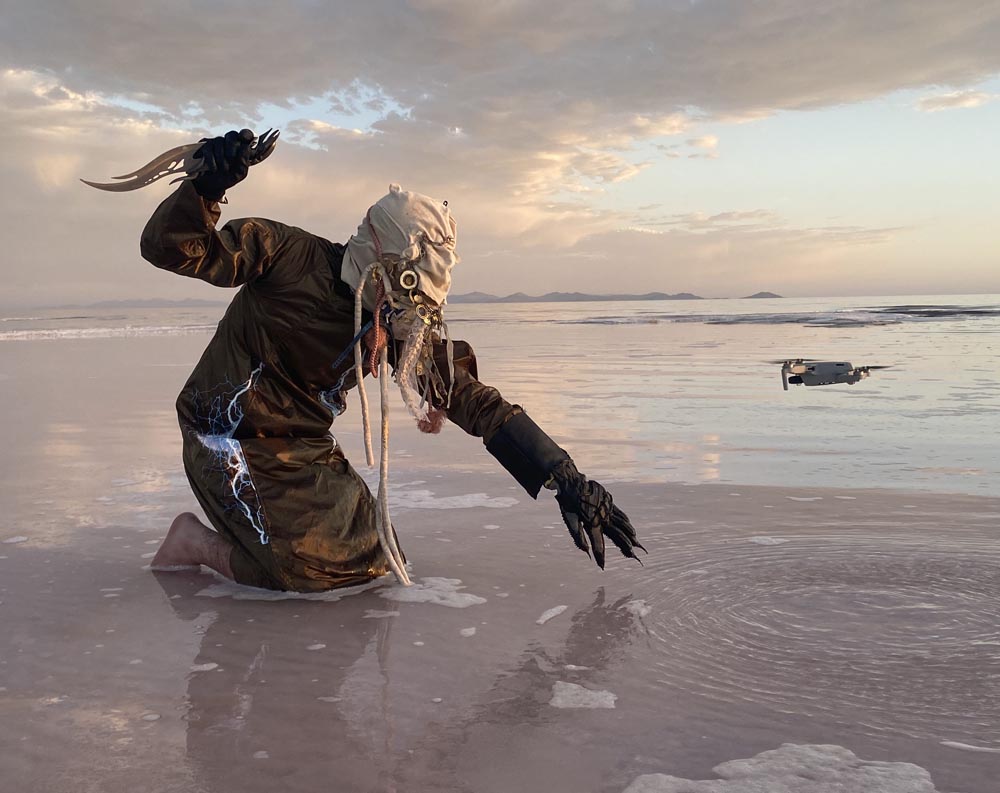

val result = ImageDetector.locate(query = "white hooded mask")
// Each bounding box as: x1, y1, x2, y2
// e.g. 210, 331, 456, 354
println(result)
340, 184, 458, 309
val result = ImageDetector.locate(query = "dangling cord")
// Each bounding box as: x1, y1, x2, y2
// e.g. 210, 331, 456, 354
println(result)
442, 319, 456, 409
354, 263, 378, 467
368, 274, 389, 377
376, 344, 411, 585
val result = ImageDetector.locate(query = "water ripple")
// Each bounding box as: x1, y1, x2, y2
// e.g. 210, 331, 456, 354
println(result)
640, 528, 1000, 743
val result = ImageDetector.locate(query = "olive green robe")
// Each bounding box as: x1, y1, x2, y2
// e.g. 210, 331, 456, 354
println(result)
140, 182, 516, 591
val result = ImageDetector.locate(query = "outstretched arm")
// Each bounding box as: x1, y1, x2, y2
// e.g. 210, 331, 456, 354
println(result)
430, 339, 645, 569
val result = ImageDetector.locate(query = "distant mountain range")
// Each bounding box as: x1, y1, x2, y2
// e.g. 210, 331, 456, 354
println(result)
449, 291, 704, 303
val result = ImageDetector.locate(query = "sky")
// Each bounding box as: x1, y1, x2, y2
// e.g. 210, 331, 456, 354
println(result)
1, 0, 998, 307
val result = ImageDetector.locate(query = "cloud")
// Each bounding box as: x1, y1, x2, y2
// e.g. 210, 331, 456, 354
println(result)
686, 135, 719, 150
1, 3, 999, 304
916, 89, 996, 112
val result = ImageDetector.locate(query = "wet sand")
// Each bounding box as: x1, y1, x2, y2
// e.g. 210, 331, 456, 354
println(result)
2, 471, 998, 793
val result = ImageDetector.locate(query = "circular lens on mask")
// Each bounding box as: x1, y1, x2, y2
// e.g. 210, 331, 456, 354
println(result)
400, 269, 419, 289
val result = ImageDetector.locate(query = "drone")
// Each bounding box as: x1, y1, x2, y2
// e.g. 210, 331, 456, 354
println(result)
773, 359, 891, 391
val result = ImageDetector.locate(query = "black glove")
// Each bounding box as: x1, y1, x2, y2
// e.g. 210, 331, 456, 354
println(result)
485, 410, 646, 569
191, 128, 255, 201
549, 459, 645, 569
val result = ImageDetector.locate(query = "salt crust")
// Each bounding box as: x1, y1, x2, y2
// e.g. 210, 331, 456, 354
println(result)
536, 605, 568, 625
549, 681, 616, 709
380, 577, 487, 608
622, 743, 947, 792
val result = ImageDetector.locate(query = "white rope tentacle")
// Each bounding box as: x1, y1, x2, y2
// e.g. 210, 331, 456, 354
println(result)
397, 322, 429, 422
353, 263, 378, 467
376, 345, 411, 585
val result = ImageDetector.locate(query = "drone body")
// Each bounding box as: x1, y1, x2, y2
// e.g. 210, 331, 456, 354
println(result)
777, 360, 889, 390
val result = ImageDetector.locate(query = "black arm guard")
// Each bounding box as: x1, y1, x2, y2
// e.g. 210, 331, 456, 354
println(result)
485, 411, 570, 498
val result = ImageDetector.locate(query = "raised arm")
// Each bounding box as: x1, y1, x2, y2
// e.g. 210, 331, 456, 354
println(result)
140, 129, 297, 288
429, 339, 645, 569
141, 179, 299, 287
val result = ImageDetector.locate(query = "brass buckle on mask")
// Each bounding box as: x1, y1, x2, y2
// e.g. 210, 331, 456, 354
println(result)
415, 302, 442, 326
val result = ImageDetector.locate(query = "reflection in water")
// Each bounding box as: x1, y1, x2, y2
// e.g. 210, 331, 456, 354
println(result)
156, 576, 645, 793
396, 589, 646, 791
155, 572, 391, 792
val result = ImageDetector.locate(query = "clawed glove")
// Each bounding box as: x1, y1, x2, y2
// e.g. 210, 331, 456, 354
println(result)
192, 129, 255, 201
485, 410, 646, 569
549, 459, 645, 569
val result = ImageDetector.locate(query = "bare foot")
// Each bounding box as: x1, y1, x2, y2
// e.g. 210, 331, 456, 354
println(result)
151, 513, 235, 579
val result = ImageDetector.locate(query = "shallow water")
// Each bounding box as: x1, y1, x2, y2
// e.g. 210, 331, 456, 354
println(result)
2, 472, 998, 792
4, 294, 997, 494
1, 297, 999, 791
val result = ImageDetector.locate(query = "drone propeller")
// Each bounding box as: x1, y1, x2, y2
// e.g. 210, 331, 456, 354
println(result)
858, 365, 892, 371
766, 358, 823, 365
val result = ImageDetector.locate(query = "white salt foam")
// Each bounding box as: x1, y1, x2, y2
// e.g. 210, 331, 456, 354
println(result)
749, 536, 790, 545
460, 627, 476, 637
623, 599, 651, 618
785, 496, 822, 502
317, 696, 341, 703
190, 662, 218, 672
2, 536, 28, 544
940, 740, 1000, 753
549, 681, 616, 709
834, 495, 857, 500
363, 609, 400, 619
389, 489, 519, 510
306, 644, 326, 651
380, 577, 486, 608
622, 743, 947, 792
536, 605, 568, 625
